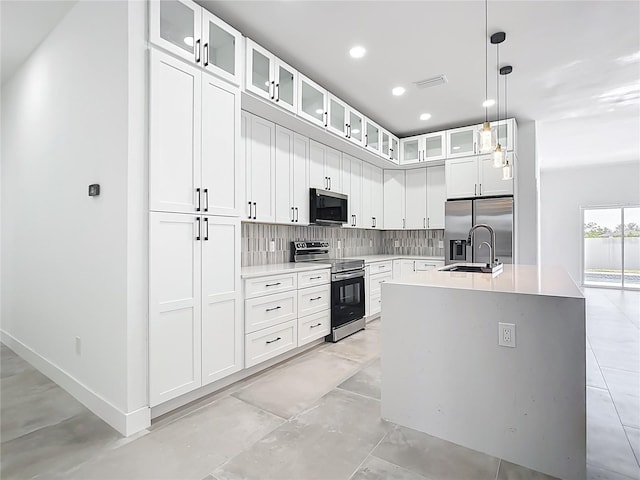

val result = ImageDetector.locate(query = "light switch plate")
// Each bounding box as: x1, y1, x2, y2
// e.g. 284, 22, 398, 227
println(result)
499, 322, 516, 348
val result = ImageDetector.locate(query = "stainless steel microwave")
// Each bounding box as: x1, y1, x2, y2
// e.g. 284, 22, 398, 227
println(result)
309, 189, 348, 225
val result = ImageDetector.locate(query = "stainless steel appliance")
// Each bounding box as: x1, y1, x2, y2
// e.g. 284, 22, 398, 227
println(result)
309, 189, 348, 225
292, 241, 365, 342
444, 196, 514, 265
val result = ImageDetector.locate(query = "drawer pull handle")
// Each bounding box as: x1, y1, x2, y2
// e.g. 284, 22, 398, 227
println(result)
266, 337, 282, 344
265, 306, 282, 312
309, 276, 322, 280
265, 282, 281, 287
310, 296, 322, 301
310, 323, 322, 328
378, 265, 385, 269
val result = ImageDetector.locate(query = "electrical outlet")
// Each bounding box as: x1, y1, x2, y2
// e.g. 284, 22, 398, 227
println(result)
438, 240, 444, 248
337, 240, 342, 249
269, 240, 275, 252
75, 337, 81, 355
498, 323, 516, 348
394, 240, 399, 247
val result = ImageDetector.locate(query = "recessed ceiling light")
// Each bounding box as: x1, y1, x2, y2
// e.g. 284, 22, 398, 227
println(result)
482, 99, 495, 107
419, 113, 432, 121
315, 108, 324, 114
184, 36, 194, 47
392, 87, 406, 96
349, 46, 366, 59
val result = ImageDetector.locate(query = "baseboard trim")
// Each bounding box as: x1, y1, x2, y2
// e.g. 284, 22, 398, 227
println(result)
1, 330, 150, 437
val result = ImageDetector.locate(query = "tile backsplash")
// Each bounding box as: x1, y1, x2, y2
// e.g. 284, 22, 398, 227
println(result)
242, 223, 444, 266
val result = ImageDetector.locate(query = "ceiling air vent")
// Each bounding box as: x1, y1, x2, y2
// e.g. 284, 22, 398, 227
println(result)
414, 75, 448, 90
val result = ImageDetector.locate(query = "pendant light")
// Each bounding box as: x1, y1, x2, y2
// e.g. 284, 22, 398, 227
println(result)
479, 0, 495, 154
491, 32, 506, 167
500, 65, 514, 180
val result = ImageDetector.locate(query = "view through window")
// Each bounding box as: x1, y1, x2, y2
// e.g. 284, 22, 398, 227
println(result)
583, 206, 640, 289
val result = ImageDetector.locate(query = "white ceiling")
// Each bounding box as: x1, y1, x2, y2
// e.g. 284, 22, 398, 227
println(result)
202, 0, 640, 169
1, 0, 76, 84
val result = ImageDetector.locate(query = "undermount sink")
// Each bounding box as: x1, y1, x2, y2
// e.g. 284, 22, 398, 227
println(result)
439, 263, 504, 274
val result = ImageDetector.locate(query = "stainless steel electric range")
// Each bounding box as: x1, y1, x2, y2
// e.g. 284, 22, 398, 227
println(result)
292, 241, 366, 342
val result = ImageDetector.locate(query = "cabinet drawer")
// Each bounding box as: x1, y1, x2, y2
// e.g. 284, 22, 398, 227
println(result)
370, 272, 392, 295
298, 310, 331, 346
369, 291, 382, 315
245, 320, 297, 368
414, 260, 444, 271
298, 269, 330, 288
297, 284, 331, 318
244, 273, 297, 299
369, 261, 392, 275
245, 291, 297, 334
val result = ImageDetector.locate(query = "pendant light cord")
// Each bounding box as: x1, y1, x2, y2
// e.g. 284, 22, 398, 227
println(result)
505, 72, 508, 149
485, 0, 488, 122
496, 42, 500, 127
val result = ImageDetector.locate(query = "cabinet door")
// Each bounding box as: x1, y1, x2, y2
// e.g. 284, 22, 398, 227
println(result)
201, 10, 241, 86
381, 130, 391, 158
350, 157, 363, 227
298, 74, 327, 128
447, 125, 477, 158
401, 137, 421, 165
149, 212, 202, 406
274, 125, 294, 224
241, 111, 251, 219
325, 146, 342, 192
341, 155, 352, 225
201, 216, 242, 385
247, 115, 276, 222
383, 170, 406, 229
274, 58, 297, 114
445, 157, 478, 199
150, 0, 201, 65
150, 50, 201, 214
405, 168, 427, 229
479, 153, 514, 196
245, 39, 273, 101
309, 140, 327, 190
491, 118, 516, 152
426, 165, 445, 229
327, 94, 348, 138
365, 119, 381, 154
347, 109, 365, 146
361, 162, 373, 228
371, 166, 384, 228
425, 131, 446, 162
201, 73, 240, 216
292, 134, 310, 225
390, 136, 399, 164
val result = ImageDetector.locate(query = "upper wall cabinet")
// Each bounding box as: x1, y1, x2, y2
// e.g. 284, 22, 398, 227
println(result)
298, 74, 328, 128
400, 131, 446, 165
446, 125, 479, 158
381, 130, 400, 164
365, 118, 381, 155
150, 0, 242, 86
327, 95, 365, 148
245, 39, 297, 114
491, 118, 517, 152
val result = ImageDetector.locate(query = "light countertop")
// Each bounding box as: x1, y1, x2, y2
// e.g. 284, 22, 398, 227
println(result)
360, 255, 444, 263
385, 264, 584, 298
241, 262, 331, 279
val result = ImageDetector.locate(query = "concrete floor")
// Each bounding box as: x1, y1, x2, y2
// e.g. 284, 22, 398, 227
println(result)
1, 287, 638, 480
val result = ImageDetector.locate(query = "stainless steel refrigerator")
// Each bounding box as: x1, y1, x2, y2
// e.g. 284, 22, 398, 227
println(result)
444, 196, 514, 265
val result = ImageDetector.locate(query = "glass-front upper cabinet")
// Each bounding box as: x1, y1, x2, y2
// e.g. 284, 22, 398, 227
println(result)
327, 94, 348, 138
365, 119, 381, 154
381, 130, 391, 158
298, 74, 327, 128
246, 39, 297, 113
347, 109, 364, 147
390, 136, 399, 164
400, 136, 422, 164
446, 125, 478, 158
151, 0, 242, 85
490, 118, 517, 152
202, 10, 242, 85
424, 131, 446, 161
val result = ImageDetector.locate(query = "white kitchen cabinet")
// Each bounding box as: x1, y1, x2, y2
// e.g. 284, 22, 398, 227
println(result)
445, 154, 513, 199
393, 259, 416, 278
243, 112, 276, 222
491, 118, 517, 152
390, 135, 400, 164
245, 39, 297, 114
424, 132, 447, 161
383, 170, 406, 229
371, 166, 384, 229
400, 135, 422, 165
150, 213, 241, 405
365, 118, 382, 155
309, 140, 342, 192
381, 130, 391, 159
298, 310, 330, 346
245, 321, 297, 368
327, 94, 349, 139
274, 126, 295, 224
405, 168, 427, 229
414, 259, 444, 271
426, 165, 446, 229
446, 124, 479, 158
349, 156, 364, 228
150, 50, 240, 216
292, 134, 310, 224
150, 0, 242, 85
401, 131, 446, 165
347, 108, 365, 147
298, 74, 327, 128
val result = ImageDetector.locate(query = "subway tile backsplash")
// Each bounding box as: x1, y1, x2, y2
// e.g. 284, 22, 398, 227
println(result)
241, 222, 444, 266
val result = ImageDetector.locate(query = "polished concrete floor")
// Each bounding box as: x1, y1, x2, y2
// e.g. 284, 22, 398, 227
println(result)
1, 287, 638, 480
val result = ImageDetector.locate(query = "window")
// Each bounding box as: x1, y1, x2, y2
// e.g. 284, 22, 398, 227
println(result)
582, 206, 640, 290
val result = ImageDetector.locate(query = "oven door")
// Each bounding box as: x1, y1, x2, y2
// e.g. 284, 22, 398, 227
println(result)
331, 272, 365, 329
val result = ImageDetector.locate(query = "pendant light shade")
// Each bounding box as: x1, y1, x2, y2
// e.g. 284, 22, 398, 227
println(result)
502, 159, 513, 180
493, 143, 506, 167
479, 121, 494, 154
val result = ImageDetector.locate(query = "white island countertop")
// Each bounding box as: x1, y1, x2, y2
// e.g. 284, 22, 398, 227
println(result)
241, 262, 331, 279
387, 264, 583, 299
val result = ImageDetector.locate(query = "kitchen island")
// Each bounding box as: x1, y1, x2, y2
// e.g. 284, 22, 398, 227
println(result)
381, 264, 586, 480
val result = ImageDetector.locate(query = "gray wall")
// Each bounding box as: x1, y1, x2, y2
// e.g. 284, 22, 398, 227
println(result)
515, 120, 539, 266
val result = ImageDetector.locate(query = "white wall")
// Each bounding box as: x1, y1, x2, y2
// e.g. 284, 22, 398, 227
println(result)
515, 120, 539, 265
1, 0, 148, 434
539, 161, 640, 283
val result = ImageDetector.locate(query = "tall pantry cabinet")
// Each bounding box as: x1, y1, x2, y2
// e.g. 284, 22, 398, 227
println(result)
149, 49, 242, 406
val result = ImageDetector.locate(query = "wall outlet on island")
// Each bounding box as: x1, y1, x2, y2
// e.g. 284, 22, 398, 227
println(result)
499, 322, 516, 348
